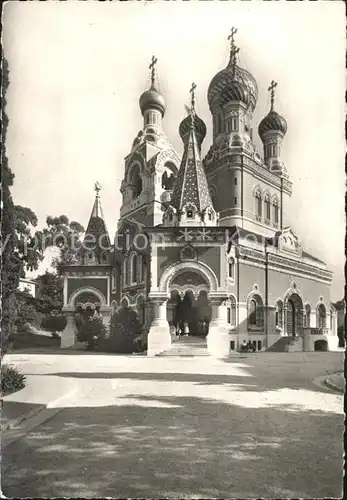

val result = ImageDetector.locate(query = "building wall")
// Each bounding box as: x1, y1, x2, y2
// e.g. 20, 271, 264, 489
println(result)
156, 245, 221, 288
67, 277, 108, 303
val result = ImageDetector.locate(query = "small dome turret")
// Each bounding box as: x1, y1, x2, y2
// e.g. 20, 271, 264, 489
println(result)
258, 110, 287, 140
258, 80, 287, 140
179, 83, 206, 148
139, 56, 166, 117
139, 84, 166, 117
179, 112, 206, 147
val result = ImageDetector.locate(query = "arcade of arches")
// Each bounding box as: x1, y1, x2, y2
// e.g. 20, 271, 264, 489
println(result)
167, 271, 211, 337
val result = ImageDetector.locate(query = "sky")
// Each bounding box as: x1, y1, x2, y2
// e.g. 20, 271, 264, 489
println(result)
3, 1, 345, 300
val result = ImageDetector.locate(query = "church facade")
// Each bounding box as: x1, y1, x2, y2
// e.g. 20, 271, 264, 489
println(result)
61, 31, 338, 356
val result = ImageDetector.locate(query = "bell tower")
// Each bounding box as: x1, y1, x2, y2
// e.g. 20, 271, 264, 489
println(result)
118, 56, 181, 230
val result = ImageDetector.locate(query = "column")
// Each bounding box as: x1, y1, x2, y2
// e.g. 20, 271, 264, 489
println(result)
147, 293, 171, 356
207, 293, 230, 358
101, 308, 112, 334
61, 310, 76, 348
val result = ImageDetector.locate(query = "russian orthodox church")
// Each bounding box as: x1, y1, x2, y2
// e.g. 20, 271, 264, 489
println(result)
61, 30, 338, 356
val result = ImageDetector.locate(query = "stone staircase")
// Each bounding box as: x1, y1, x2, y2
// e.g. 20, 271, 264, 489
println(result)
267, 335, 303, 352
156, 336, 209, 357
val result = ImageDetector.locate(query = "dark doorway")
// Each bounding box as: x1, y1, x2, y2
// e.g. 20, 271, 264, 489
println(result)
314, 339, 328, 351
170, 290, 211, 337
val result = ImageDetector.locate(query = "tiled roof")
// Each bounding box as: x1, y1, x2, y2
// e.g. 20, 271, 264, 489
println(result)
171, 122, 212, 212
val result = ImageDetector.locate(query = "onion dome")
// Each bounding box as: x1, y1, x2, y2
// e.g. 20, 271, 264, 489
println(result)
258, 110, 287, 140
208, 30, 258, 111
219, 80, 250, 107
179, 111, 206, 147
208, 63, 257, 112
258, 81, 287, 140
139, 83, 166, 116
139, 56, 166, 116
179, 83, 206, 148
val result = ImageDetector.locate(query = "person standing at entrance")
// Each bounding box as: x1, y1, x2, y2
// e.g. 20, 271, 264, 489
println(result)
184, 321, 189, 336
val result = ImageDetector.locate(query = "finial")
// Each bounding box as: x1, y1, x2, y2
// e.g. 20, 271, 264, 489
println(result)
268, 80, 278, 111
94, 181, 101, 197
227, 28, 240, 76
189, 82, 197, 129
227, 27, 238, 54
149, 55, 158, 86
189, 82, 197, 113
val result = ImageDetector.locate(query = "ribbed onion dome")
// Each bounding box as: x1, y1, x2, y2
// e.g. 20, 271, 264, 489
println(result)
139, 83, 166, 116
208, 63, 258, 112
258, 110, 287, 140
219, 80, 250, 107
179, 112, 207, 147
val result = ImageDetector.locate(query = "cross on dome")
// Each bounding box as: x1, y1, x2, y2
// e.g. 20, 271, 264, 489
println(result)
189, 82, 196, 112
227, 27, 238, 52
268, 80, 278, 111
94, 181, 101, 197
149, 55, 158, 85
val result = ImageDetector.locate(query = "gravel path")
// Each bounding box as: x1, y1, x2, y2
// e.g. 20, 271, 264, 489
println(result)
2, 351, 343, 498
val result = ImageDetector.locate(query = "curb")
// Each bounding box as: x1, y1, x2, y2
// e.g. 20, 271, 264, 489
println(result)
2, 404, 46, 432
324, 373, 345, 394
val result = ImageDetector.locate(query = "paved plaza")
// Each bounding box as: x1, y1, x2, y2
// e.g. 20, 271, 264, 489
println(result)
2, 351, 344, 498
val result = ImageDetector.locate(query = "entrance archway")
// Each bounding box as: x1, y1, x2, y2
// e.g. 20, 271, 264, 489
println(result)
168, 290, 211, 337
286, 293, 303, 337
166, 269, 211, 337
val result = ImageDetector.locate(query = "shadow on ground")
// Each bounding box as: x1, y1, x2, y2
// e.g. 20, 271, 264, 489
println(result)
27, 367, 338, 395
2, 393, 343, 498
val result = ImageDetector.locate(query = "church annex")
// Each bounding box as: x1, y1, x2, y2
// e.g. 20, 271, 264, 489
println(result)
61, 29, 338, 356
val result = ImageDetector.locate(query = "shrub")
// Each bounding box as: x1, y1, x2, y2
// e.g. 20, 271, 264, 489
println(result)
41, 313, 67, 337
105, 307, 142, 353
75, 313, 106, 348
1, 364, 26, 396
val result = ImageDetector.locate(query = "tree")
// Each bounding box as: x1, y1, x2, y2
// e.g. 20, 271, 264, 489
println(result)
1, 59, 44, 354
41, 216, 84, 272
41, 314, 67, 338
35, 271, 64, 313
14, 291, 38, 333
107, 307, 142, 353
75, 313, 106, 349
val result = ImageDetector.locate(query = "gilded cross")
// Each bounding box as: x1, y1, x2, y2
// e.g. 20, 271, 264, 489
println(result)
268, 80, 278, 110
149, 55, 158, 85
189, 82, 197, 111
94, 181, 101, 197
227, 27, 238, 52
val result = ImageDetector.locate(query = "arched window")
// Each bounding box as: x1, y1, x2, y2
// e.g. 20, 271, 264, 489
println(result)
131, 254, 137, 284
227, 296, 237, 326
255, 190, 262, 219
101, 251, 108, 264
129, 164, 142, 200
264, 195, 271, 222
248, 299, 257, 326
304, 304, 311, 327
85, 251, 94, 264
317, 304, 326, 329
216, 113, 223, 134
248, 294, 264, 328
273, 199, 279, 225
112, 269, 117, 290
228, 258, 235, 279
123, 259, 127, 287
231, 117, 237, 132
275, 300, 283, 328
138, 254, 145, 283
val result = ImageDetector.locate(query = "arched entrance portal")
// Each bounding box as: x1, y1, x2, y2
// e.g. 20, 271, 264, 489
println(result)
167, 270, 211, 337
286, 293, 303, 337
